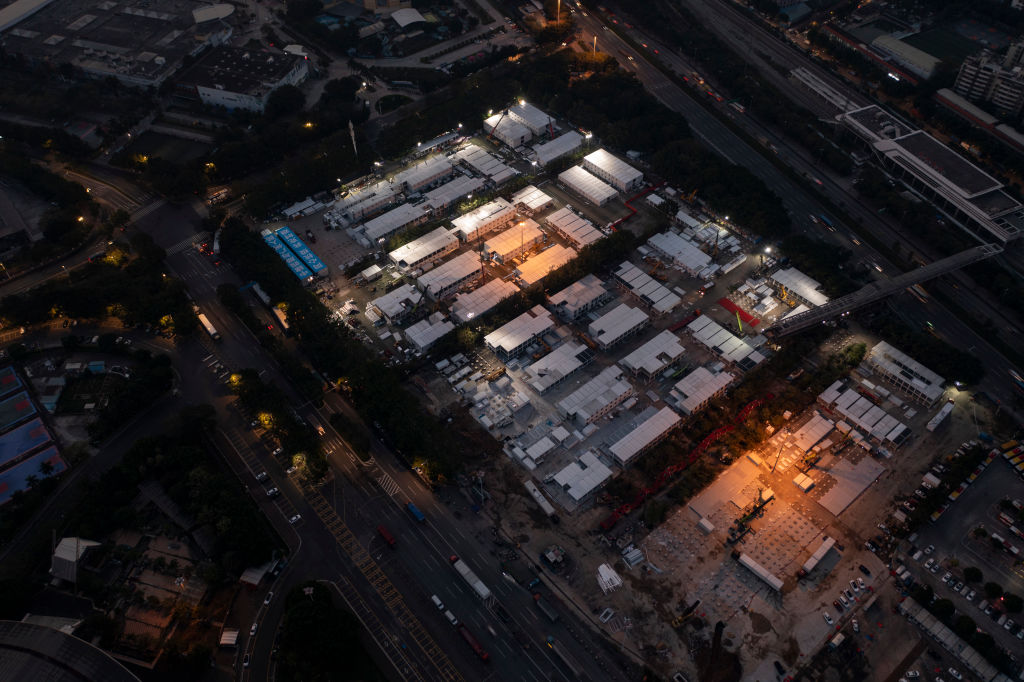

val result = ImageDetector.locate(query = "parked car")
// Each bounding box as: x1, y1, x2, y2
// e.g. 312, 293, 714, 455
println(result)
823, 612, 834, 625
947, 668, 963, 680
924, 558, 935, 570
266, 487, 280, 498
264, 592, 273, 605
905, 671, 919, 679
857, 578, 867, 591
850, 580, 861, 593
839, 594, 850, 608
833, 599, 843, 611
250, 623, 258, 636
843, 589, 855, 601
966, 590, 975, 601
858, 565, 871, 576
924, 545, 934, 554
941, 572, 952, 584
852, 618, 859, 633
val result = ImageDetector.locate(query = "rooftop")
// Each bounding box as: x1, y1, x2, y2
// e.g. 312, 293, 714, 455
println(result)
361, 203, 427, 241
552, 449, 612, 502
549, 274, 608, 319
451, 144, 519, 183
0, 619, 140, 682
532, 130, 583, 166
525, 342, 593, 394
769, 267, 829, 307
178, 46, 303, 98
647, 231, 712, 273
416, 251, 480, 297
619, 329, 686, 376
483, 305, 555, 357
686, 315, 765, 370
450, 198, 515, 240
510, 185, 554, 213
890, 131, 1000, 197
405, 316, 454, 351
867, 340, 945, 403
557, 366, 633, 424
483, 113, 532, 145
608, 406, 681, 466
508, 101, 554, 132
450, 279, 520, 324
558, 166, 617, 204
388, 226, 458, 269
422, 175, 485, 213
392, 155, 454, 192
583, 148, 643, 186
545, 206, 604, 249
587, 304, 649, 348
369, 283, 423, 320
613, 261, 682, 314
514, 245, 577, 286
483, 219, 543, 259
671, 367, 734, 415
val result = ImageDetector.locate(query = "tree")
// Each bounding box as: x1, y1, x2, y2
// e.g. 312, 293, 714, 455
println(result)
265, 85, 306, 120
963, 566, 983, 583
984, 582, 1003, 599
932, 598, 955, 620
953, 615, 976, 638
1004, 592, 1023, 613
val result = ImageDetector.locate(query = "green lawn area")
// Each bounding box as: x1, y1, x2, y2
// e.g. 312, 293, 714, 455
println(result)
903, 28, 980, 63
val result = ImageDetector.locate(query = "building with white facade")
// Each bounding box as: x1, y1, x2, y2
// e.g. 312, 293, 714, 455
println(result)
359, 203, 429, 243
450, 279, 519, 324
588, 304, 649, 350
510, 185, 555, 215
514, 245, 577, 287
552, 449, 613, 503
392, 155, 455, 193
508, 101, 556, 135
405, 315, 454, 352
866, 341, 945, 406
647, 231, 712, 276
670, 367, 735, 415
483, 219, 544, 264
179, 46, 309, 112
417, 251, 482, 300
388, 227, 458, 271
558, 166, 617, 206
557, 366, 633, 426
483, 305, 555, 359
328, 180, 396, 224
532, 131, 583, 167
450, 198, 516, 242
686, 315, 766, 370
369, 283, 423, 324
451, 144, 519, 184
608, 407, 681, 466
484, 112, 533, 147
524, 342, 593, 394
582, 148, 644, 192
549, 274, 611, 322
619, 330, 686, 379
769, 267, 829, 307
613, 261, 682, 315
422, 175, 486, 215
544, 206, 604, 249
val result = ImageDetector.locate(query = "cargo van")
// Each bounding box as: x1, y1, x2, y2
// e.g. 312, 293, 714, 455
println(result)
377, 525, 396, 547
431, 595, 445, 610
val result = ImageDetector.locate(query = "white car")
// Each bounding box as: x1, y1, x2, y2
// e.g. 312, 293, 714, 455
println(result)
852, 618, 859, 633
924, 544, 934, 554
850, 580, 860, 593
839, 594, 850, 607
250, 623, 258, 636
823, 612, 834, 625
948, 668, 963, 680
289, 514, 302, 524
906, 672, 920, 679
924, 558, 935, 570
857, 578, 866, 590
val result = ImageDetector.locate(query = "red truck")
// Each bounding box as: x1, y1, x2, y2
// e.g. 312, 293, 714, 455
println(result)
377, 525, 396, 547
457, 625, 489, 662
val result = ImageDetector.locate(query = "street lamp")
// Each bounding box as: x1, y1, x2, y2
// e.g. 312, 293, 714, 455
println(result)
593, 36, 597, 54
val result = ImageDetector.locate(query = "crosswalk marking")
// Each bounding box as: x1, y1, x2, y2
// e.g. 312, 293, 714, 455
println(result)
166, 230, 211, 255
376, 472, 400, 496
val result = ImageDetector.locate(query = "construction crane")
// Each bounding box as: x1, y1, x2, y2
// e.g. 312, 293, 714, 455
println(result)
684, 189, 698, 203
486, 109, 510, 142
778, 285, 796, 307
765, 244, 1002, 338
547, 116, 555, 140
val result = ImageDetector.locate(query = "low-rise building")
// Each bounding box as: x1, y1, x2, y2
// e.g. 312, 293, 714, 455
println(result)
647, 231, 711, 276
686, 315, 765, 370
557, 366, 633, 426
558, 166, 617, 206
607, 407, 681, 466
359, 203, 429, 243
483, 219, 544, 264
514, 245, 577, 287
177, 46, 309, 112
450, 198, 516, 242
544, 206, 604, 249
388, 226, 458, 272
484, 113, 532, 147
532, 131, 583, 167
392, 155, 455, 192
404, 315, 454, 352
450, 279, 520, 324
582, 148, 644, 192
552, 449, 613, 504
587, 304, 649, 350
369, 283, 423, 324
510, 185, 555, 215
670, 367, 735, 415
768, 267, 829, 307
866, 341, 945, 406
618, 329, 686, 379
417, 251, 482, 300
549, 274, 612, 322
507, 101, 555, 135
451, 144, 519, 184
422, 175, 486, 215
613, 261, 681, 315
524, 342, 593, 394
483, 305, 555, 359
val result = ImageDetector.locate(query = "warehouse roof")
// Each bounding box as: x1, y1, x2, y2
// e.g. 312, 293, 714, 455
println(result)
484, 219, 543, 259
515, 245, 577, 286
422, 175, 486, 213
388, 227, 458, 269
549, 274, 608, 319
370, 283, 422, 320
451, 144, 519, 182
525, 342, 593, 393
484, 305, 555, 357
619, 330, 686, 376
614, 261, 681, 314
451, 279, 519, 323
671, 367, 734, 414
545, 206, 604, 248
647, 231, 711, 273
484, 113, 531, 144
769, 267, 829, 306
686, 315, 765, 369
583, 148, 643, 187
361, 203, 427, 241
608, 407, 681, 465
0, 619, 140, 682
588, 304, 649, 348
405, 316, 454, 351
450, 198, 515, 240
533, 130, 583, 166
558, 166, 617, 205
417, 251, 481, 297
557, 366, 633, 424
391, 7, 426, 27
510, 185, 554, 213
791, 411, 834, 453
508, 101, 554, 132
553, 449, 612, 502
